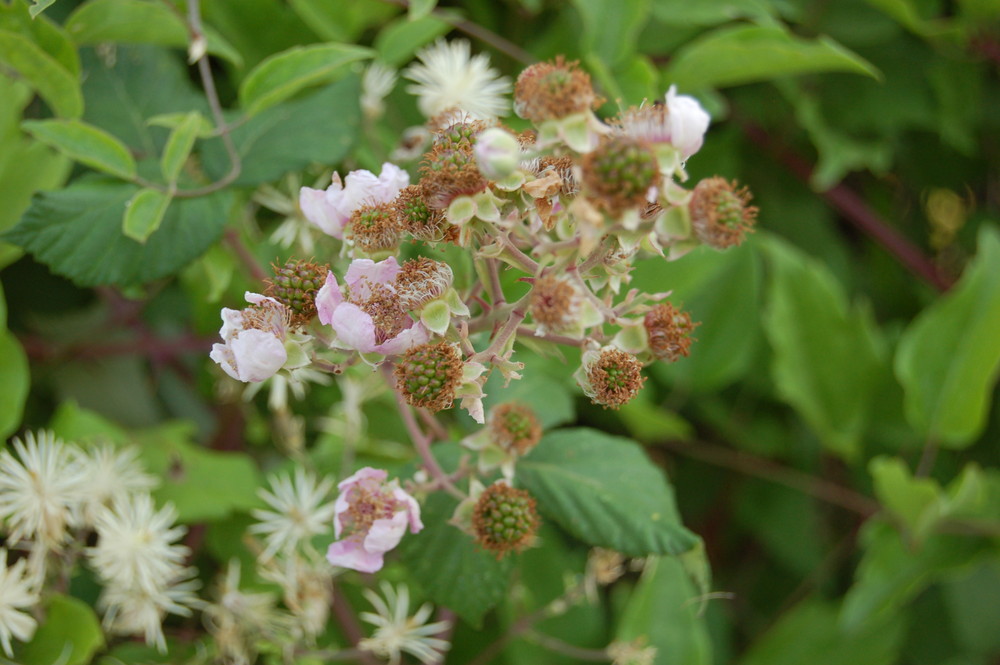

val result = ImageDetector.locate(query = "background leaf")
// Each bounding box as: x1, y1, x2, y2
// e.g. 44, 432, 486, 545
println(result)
0, 30, 82, 118
518, 428, 699, 556
0, 330, 29, 440
22, 119, 137, 179
894, 226, 1000, 447
121, 187, 172, 244
16, 595, 104, 665
3, 177, 231, 287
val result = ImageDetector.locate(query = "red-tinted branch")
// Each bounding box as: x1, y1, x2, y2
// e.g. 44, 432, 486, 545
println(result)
740, 120, 954, 292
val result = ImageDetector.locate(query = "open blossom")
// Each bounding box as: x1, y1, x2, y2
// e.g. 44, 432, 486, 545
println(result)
299, 163, 409, 239
326, 468, 422, 573
316, 257, 429, 357
403, 39, 511, 120
0, 550, 39, 657
210, 293, 291, 383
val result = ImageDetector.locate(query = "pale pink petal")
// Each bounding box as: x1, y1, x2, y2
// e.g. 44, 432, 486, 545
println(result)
316, 273, 344, 325
326, 539, 385, 573
373, 162, 410, 200
229, 329, 287, 382
665, 85, 710, 159
392, 488, 424, 533
374, 321, 430, 356
329, 302, 378, 353
244, 292, 280, 307
218, 307, 243, 341
363, 511, 408, 554
300, 186, 348, 238
337, 467, 388, 492
210, 343, 240, 380
345, 256, 401, 294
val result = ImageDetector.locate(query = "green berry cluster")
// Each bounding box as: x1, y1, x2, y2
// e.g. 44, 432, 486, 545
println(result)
472, 483, 539, 557
582, 136, 661, 216
264, 260, 328, 325
395, 343, 463, 412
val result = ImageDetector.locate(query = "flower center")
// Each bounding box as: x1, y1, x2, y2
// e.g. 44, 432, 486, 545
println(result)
342, 482, 397, 539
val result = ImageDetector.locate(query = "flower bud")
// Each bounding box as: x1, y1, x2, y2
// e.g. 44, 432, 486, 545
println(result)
582, 136, 661, 217
689, 177, 757, 249
264, 260, 329, 326
472, 482, 540, 557
475, 127, 521, 180
394, 343, 464, 412
644, 303, 698, 362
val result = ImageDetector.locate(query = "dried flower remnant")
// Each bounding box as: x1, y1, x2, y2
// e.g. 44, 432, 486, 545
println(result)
419, 140, 489, 211
326, 468, 423, 573
514, 57, 599, 123
577, 347, 646, 409
395, 342, 465, 412
393, 185, 452, 242
529, 274, 581, 336
644, 303, 698, 362
689, 177, 758, 249
404, 39, 512, 120
582, 136, 661, 217
264, 259, 329, 326
488, 403, 542, 456
359, 582, 451, 665
394, 257, 454, 312
472, 482, 540, 557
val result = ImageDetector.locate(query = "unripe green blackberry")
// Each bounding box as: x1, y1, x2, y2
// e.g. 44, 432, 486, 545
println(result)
395, 343, 463, 412
581, 348, 646, 410
349, 202, 401, 254
420, 143, 488, 210
582, 136, 661, 217
689, 176, 758, 249
264, 260, 328, 326
433, 119, 487, 150
514, 57, 599, 123
393, 185, 452, 243
488, 403, 542, 455
472, 482, 540, 557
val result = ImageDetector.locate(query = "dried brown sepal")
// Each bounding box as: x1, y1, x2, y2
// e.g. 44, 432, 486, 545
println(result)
264, 259, 329, 327
643, 303, 698, 362
582, 136, 661, 217
689, 176, 758, 249
488, 403, 542, 455
586, 348, 645, 409
472, 482, 540, 558
514, 57, 600, 123
394, 342, 463, 412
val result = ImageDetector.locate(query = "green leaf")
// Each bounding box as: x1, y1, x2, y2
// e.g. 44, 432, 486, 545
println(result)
649, 0, 775, 26
0, 330, 29, 439
80, 46, 209, 158
408, 0, 437, 20
22, 119, 137, 179
147, 111, 216, 138
840, 520, 996, 631
138, 422, 261, 523
518, 428, 699, 556
122, 187, 172, 243
662, 24, 880, 90
870, 456, 943, 545
398, 449, 514, 627
572, 0, 650, 66
374, 14, 450, 67
0, 0, 79, 74
287, 0, 398, 42
65, 0, 243, 66
942, 561, 1000, 655
202, 75, 361, 186
3, 177, 231, 287
16, 595, 104, 665
616, 556, 713, 665
159, 110, 201, 184
740, 598, 904, 665
0, 29, 82, 117
238, 42, 373, 116
761, 236, 885, 460
894, 226, 1000, 447
28, 0, 58, 18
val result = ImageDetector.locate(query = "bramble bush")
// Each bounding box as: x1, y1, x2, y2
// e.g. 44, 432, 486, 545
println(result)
1, 0, 999, 664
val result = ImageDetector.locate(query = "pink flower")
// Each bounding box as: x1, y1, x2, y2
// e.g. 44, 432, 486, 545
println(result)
326, 467, 423, 573
315, 257, 430, 356
299, 163, 409, 239
209, 293, 290, 382
665, 85, 710, 160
